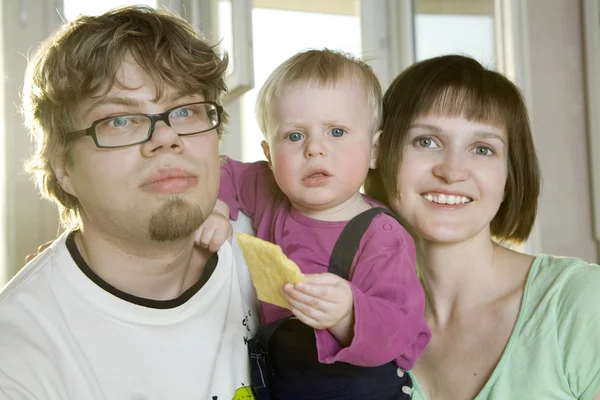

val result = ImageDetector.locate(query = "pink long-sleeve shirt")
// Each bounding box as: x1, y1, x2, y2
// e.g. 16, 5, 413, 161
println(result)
220, 157, 430, 369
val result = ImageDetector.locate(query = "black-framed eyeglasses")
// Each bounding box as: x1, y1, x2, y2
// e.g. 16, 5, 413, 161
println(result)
66, 101, 223, 149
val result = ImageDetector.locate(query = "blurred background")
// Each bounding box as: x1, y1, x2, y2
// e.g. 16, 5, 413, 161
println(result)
1, 0, 599, 284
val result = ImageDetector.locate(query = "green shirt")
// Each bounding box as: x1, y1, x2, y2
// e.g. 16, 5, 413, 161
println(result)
409, 254, 600, 400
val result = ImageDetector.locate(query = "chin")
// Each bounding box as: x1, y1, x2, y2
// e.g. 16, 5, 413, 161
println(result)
148, 198, 206, 242
420, 224, 490, 246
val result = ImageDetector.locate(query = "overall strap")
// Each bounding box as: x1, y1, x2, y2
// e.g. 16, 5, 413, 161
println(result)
328, 207, 398, 280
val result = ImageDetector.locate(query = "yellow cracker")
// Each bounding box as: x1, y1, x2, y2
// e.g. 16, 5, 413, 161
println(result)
236, 233, 304, 309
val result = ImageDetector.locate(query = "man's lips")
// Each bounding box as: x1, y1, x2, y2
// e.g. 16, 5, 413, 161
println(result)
141, 168, 198, 194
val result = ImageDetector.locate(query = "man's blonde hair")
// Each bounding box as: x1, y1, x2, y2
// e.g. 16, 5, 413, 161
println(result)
255, 49, 382, 137
22, 5, 228, 229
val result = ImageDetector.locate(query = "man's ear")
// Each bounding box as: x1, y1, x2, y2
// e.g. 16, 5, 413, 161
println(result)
261, 140, 272, 167
369, 130, 382, 169
51, 156, 76, 196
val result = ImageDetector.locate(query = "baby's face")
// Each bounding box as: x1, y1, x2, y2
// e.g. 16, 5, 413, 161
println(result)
261, 79, 379, 216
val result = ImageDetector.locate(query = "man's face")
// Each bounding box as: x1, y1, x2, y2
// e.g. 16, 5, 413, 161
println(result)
54, 57, 221, 243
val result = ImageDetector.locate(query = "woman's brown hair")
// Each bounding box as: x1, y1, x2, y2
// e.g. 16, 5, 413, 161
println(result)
365, 55, 541, 243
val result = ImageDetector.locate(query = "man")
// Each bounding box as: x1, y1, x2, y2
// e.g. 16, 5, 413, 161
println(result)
0, 6, 256, 399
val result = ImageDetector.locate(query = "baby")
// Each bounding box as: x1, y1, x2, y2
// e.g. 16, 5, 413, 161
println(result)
200, 49, 430, 399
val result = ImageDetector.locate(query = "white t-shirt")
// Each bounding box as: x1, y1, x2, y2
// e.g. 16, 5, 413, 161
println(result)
0, 230, 258, 400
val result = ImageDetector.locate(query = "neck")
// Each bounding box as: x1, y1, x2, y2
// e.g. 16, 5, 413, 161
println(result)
294, 192, 372, 221
74, 225, 212, 301
418, 231, 510, 327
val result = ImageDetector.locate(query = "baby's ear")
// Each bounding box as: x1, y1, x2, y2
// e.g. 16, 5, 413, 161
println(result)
261, 141, 272, 167
370, 130, 382, 169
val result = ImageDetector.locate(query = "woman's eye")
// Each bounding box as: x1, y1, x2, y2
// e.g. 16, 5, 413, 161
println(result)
287, 132, 304, 142
473, 146, 494, 156
415, 137, 437, 148
330, 128, 345, 137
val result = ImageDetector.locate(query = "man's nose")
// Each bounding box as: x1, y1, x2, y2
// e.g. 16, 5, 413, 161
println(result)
141, 121, 184, 156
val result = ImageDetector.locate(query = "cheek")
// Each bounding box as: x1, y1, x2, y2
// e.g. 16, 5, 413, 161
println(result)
69, 148, 136, 200
476, 163, 508, 201
395, 154, 427, 191
269, 143, 300, 168
269, 147, 300, 188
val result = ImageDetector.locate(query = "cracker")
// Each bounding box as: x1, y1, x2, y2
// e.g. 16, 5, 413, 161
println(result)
236, 233, 304, 309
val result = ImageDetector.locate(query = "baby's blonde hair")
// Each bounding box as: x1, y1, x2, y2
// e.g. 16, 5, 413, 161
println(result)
256, 49, 382, 137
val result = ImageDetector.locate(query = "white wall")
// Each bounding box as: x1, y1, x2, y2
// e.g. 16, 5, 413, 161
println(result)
1, 0, 62, 280
525, 0, 598, 262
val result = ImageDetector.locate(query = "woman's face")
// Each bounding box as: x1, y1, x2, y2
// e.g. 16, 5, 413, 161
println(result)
389, 114, 508, 245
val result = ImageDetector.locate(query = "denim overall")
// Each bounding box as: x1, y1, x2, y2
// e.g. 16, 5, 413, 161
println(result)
248, 208, 413, 400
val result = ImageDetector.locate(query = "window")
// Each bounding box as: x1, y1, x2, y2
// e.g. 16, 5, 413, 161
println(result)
240, 4, 362, 161
414, 0, 496, 67
63, 0, 157, 20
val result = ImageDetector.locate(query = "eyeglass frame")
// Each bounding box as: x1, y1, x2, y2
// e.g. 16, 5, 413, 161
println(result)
65, 101, 224, 149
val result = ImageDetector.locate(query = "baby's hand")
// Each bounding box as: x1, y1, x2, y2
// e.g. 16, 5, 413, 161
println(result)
195, 202, 232, 252
24, 240, 55, 263
282, 273, 355, 345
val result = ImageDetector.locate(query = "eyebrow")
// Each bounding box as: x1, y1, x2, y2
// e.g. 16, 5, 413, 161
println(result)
473, 131, 506, 144
83, 92, 202, 115
91, 96, 140, 108
410, 123, 506, 145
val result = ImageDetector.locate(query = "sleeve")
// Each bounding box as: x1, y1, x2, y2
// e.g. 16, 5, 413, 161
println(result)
0, 387, 36, 400
314, 215, 431, 369
0, 317, 66, 400
218, 156, 278, 221
0, 349, 52, 400
556, 261, 600, 399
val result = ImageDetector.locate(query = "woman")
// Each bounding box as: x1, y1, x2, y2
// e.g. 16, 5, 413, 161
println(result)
365, 54, 600, 399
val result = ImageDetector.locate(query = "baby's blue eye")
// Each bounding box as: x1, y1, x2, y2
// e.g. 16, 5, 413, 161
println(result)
288, 132, 303, 142
331, 128, 345, 137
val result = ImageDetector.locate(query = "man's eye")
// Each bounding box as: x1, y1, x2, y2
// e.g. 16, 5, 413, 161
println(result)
287, 132, 304, 142
330, 128, 345, 137
108, 116, 130, 128
171, 108, 191, 118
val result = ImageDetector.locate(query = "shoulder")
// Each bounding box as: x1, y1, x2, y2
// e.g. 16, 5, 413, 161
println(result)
362, 210, 414, 248
221, 155, 270, 175
548, 255, 600, 318
0, 250, 64, 393
221, 156, 281, 198
0, 234, 71, 342
0, 238, 65, 307
527, 254, 600, 318
529, 255, 600, 397
354, 210, 416, 263
531, 254, 600, 298
0, 329, 62, 398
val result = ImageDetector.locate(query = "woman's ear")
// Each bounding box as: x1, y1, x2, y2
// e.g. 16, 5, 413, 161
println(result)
51, 156, 76, 196
261, 140, 272, 168
370, 130, 382, 169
